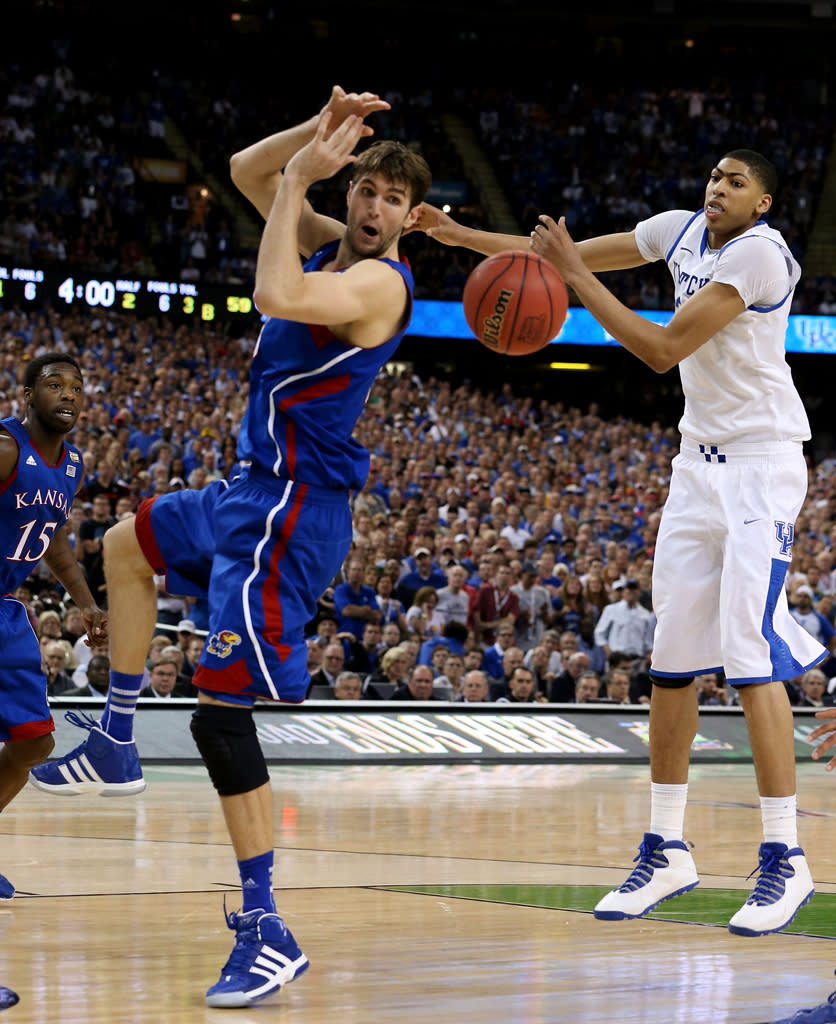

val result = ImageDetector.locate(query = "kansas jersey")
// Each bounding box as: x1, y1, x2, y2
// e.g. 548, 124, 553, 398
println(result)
237, 240, 414, 492
0, 416, 79, 593
634, 211, 808, 445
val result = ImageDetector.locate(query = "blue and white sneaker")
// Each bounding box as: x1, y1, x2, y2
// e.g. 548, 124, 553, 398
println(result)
594, 831, 699, 920
29, 711, 145, 797
728, 842, 814, 936
772, 986, 836, 1023
206, 906, 309, 1008
0, 873, 14, 900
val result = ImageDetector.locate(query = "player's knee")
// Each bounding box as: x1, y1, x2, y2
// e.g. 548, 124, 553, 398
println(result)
10, 732, 54, 768
190, 704, 269, 796
103, 518, 152, 580
650, 674, 695, 690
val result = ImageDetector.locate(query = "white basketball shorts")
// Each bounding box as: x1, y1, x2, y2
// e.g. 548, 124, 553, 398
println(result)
651, 438, 827, 686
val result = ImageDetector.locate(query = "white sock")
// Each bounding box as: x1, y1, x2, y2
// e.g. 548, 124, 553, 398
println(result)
650, 782, 688, 842
760, 795, 798, 847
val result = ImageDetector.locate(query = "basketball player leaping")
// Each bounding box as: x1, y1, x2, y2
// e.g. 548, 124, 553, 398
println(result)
30, 86, 432, 1008
416, 149, 826, 938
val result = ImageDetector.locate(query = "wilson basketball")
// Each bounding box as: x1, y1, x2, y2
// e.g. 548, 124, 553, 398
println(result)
462, 250, 569, 356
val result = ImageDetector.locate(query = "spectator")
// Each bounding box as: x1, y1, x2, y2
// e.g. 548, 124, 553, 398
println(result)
455, 670, 491, 703
405, 585, 445, 641
593, 578, 655, 662
549, 651, 592, 703
364, 645, 409, 698
435, 563, 471, 628
139, 654, 180, 699
496, 665, 545, 704
605, 667, 633, 704
511, 560, 551, 652
307, 643, 345, 695
394, 546, 447, 607
433, 652, 465, 700
43, 640, 76, 696
342, 622, 383, 678
473, 562, 520, 647
333, 557, 381, 641
390, 664, 439, 701
64, 653, 111, 697
696, 672, 731, 706
374, 571, 408, 636
333, 672, 364, 701
574, 670, 603, 703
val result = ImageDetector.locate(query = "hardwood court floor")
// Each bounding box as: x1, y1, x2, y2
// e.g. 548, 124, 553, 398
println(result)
2, 762, 836, 1023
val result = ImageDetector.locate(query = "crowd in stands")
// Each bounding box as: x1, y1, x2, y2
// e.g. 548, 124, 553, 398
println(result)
2, 23, 835, 311
6, 300, 836, 706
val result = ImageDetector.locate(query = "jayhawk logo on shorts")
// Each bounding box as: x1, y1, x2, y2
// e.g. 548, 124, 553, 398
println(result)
206, 629, 243, 659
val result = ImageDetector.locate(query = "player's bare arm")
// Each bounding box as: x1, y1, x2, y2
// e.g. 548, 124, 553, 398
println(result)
230, 85, 389, 237
531, 215, 745, 373
0, 431, 19, 480
411, 202, 528, 255
254, 113, 409, 346
414, 204, 647, 275
43, 526, 108, 646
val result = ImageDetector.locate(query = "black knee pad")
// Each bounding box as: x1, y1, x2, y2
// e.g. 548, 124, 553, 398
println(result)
190, 704, 270, 796
650, 674, 695, 690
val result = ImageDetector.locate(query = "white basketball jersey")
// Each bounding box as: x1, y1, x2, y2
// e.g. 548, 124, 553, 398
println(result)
634, 210, 809, 445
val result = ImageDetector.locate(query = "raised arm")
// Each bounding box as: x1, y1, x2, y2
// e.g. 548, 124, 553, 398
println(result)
531, 215, 745, 373
230, 85, 390, 254
413, 202, 648, 274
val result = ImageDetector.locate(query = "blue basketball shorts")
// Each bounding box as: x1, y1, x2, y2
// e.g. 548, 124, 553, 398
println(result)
135, 472, 352, 704
0, 597, 54, 741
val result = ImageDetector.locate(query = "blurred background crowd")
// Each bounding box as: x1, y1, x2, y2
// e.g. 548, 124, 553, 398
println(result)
3, 0, 836, 705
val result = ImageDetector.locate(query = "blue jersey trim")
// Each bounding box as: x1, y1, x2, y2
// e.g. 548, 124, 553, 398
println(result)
664, 210, 704, 265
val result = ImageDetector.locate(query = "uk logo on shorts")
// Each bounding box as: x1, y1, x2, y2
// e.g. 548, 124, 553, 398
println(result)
775, 521, 794, 557
206, 629, 243, 658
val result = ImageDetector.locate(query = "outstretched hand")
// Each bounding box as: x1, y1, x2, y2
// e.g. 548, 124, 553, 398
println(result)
318, 85, 390, 140
406, 202, 462, 245
285, 111, 367, 186
808, 708, 836, 771
530, 214, 584, 281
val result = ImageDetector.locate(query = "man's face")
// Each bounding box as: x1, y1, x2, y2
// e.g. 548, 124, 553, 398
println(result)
495, 622, 516, 647
444, 656, 464, 682
334, 676, 362, 700
408, 667, 435, 700
27, 363, 84, 435
509, 670, 535, 700
323, 645, 345, 673
461, 674, 488, 701
92, 495, 111, 520
87, 656, 110, 691
576, 676, 600, 702
150, 662, 178, 695
345, 172, 418, 260
363, 624, 381, 650
703, 157, 771, 239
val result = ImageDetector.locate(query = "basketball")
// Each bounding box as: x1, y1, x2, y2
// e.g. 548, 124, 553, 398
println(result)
462, 250, 569, 356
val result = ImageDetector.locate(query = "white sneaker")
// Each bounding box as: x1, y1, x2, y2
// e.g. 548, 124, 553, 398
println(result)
728, 843, 814, 936
594, 832, 699, 920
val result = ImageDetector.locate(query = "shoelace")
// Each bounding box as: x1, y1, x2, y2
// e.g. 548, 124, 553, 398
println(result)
219, 903, 262, 974
744, 847, 791, 906
64, 710, 99, 732
618, 838, 668, 893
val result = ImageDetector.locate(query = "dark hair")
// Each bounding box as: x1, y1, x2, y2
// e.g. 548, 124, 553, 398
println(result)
721, 149, 778, 197
352, 140, 432, 208
24, 353, 83, 391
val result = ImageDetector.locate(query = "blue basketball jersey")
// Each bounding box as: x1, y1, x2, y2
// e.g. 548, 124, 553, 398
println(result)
237, 241, 414, 491
0, 416, 80, 593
